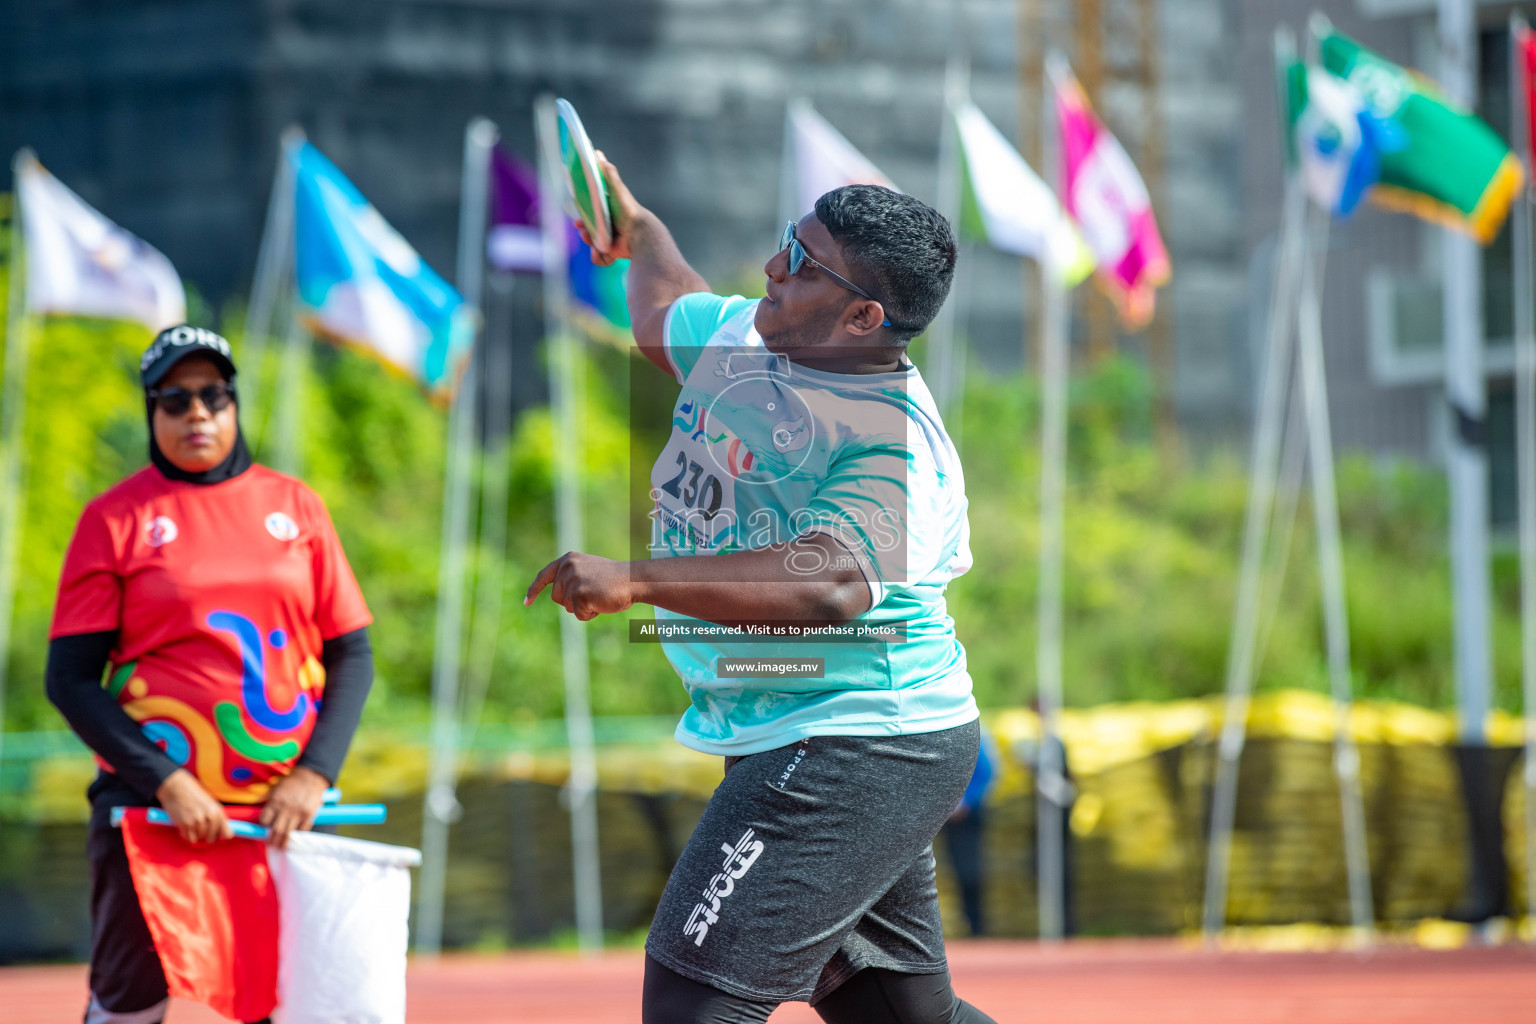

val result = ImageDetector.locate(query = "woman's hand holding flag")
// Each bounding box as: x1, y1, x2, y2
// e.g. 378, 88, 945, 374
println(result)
155, 769, 233, 845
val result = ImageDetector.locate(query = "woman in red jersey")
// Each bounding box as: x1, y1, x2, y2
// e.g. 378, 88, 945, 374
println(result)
45, 325, 375, 1024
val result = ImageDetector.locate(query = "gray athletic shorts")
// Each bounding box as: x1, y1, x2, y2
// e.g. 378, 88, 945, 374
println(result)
645, 719, 981, 1005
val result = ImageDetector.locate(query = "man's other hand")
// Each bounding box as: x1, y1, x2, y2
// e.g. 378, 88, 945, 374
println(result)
524, 551, 636, 621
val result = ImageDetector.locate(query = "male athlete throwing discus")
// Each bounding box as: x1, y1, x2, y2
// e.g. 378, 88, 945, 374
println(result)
526, 158, 995, 1024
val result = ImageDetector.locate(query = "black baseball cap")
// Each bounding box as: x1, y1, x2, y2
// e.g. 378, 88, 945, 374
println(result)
140, 325, 237, 389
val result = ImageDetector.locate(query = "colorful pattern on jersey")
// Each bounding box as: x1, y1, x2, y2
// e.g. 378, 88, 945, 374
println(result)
653, 293, 979, 756
53, 465, 371, 802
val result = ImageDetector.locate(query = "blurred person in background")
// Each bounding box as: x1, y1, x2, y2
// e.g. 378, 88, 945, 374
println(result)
45, 325, 374, 1024
527, 156, 995, 1023
941, 728, 997, 937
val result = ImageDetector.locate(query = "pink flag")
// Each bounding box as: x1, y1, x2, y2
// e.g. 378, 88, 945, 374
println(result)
1517, 22, 1536, 169
1051, 59, 1170, 329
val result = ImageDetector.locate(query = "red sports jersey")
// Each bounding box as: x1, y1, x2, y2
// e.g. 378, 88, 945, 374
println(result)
51, 465, 372, 803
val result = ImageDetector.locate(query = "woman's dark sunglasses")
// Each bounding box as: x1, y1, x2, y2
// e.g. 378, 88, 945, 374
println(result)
778, 221, 891, 328
147, 383, 236, 416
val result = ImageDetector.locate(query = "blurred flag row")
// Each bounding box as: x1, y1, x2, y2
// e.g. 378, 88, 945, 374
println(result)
10, 85, 1171, 387
289, 133, 626, 398
783, 69, 1168, 330
1280, 20, 1524, 243
26, 25, 1529, 395
7, 135, 627, 402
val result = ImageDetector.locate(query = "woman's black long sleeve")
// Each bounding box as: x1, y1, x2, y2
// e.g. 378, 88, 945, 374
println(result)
294, 626, 374, 785
46, 630, 179, 801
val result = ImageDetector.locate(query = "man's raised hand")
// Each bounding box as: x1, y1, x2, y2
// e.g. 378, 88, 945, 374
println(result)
579, 151, 642, 267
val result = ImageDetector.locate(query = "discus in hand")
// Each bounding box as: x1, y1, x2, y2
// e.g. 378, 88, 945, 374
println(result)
556, 97, 615, 255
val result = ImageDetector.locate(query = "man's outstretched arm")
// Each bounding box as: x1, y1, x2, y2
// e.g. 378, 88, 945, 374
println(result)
582, 154, 709, 376
524, 535, 873, 629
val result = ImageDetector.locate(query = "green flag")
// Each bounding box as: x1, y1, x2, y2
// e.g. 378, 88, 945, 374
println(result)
1317, 26, 1524, 243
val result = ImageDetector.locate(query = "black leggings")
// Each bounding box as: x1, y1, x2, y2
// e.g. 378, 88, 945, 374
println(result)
641, 955, 997, 1024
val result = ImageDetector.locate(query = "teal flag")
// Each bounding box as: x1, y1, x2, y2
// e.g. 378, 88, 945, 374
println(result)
293, 141, 474, 395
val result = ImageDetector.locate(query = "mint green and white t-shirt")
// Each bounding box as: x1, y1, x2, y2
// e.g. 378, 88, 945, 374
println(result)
649, 292, 978, 755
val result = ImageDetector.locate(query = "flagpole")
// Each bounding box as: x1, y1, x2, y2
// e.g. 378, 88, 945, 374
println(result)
779, 99, 803, 229
930, 48, 969, 423
1508, 13, 1536, 938
459, 137, 518, 778
416, 116, 496, 958
1254, 360, 1311, 670
241, 126, 302, 453
949, 240, 973, 450
270, 312, 312, 476
1249, 276, 1309, 649
452, 119, 504, 749
270, 134, 310, 475
1439, 1, 1495, 742
1438, 0, 1506, 928
459, 272, 515, 759
536, 93, 605, 955
0, 149, 36, 765
1036, 52, 1071, 944
1203, 158, 1306, 939
1295, 203, 1375, 941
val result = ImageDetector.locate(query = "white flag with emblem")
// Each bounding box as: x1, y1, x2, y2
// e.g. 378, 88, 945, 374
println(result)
782, 99, 898, 219
16, 153, 186, 332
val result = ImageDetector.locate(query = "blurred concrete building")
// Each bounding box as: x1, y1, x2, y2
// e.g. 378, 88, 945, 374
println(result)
0, 0, 1528, 499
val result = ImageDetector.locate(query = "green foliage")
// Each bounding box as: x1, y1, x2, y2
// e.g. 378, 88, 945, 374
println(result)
5, 315, 152, 727
945, 357, 1517, 713
0, 253, 1526, 730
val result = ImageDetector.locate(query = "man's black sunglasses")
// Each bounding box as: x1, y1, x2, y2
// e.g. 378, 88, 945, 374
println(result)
778, 221, 892, 328
148, 383, 236, 416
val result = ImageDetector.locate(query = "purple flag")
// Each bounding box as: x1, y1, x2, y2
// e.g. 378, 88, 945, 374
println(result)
487, 146, 543, 273
486, 143, 630, 331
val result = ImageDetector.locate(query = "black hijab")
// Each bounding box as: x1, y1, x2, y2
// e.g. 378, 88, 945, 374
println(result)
145, 366, 253, 485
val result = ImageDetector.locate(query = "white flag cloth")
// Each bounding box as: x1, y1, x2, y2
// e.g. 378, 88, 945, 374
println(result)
951, 100, 1093, 284
268, 832, 420, 1024
17, 154, 185, 332
783, 100, 897, 219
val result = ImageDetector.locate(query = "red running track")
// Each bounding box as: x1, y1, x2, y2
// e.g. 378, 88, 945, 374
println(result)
6, 939, 1535, 1023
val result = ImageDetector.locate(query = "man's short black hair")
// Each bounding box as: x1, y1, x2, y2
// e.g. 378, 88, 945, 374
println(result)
813, 185, 958, 343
